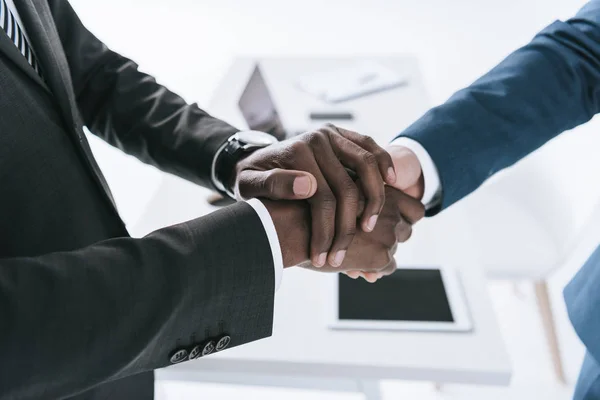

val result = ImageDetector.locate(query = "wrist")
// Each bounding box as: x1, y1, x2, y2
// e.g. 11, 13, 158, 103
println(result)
214, 131, 278, 197
227, 152, 254, 195
261, 199, 310, 268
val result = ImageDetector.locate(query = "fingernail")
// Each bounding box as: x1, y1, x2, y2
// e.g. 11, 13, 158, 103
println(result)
293, 176, 312, 197
332, 250, 346, 267
387, 167, 396, 183
314, 252, 327, 267
366, 214, 378, 232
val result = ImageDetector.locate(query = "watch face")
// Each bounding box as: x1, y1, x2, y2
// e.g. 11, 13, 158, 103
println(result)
236, 131, 278, 147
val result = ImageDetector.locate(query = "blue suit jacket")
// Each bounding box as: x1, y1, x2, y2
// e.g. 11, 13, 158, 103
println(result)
395, 1, 600, 397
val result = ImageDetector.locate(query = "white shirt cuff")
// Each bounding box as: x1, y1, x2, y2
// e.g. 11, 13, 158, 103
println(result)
390, 137, 442, 209
245, 198, 283, 292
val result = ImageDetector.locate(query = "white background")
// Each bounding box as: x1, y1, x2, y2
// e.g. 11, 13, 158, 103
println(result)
70, 0, 597, 229
69, 0, 597, 398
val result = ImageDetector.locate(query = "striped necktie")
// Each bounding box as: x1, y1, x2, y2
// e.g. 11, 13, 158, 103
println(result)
0, 0, 42, 76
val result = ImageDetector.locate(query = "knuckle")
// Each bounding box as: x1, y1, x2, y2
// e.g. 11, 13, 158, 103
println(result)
318, 192, 337, 210
374, 148, 393, 163
263, 170, 279, 194
306, 131, 324, 146
342, 224, 357, 238
341, 182, 359, 201
319, 187, 335, 199
362, 135, 377, 147
362, 152, 378, 167
288, 140, 309, 156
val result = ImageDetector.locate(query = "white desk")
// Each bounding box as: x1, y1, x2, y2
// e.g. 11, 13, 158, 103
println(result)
131, 57, 513, 399
210, 56, 431, 144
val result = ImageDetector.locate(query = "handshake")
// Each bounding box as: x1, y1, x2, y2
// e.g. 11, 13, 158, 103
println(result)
228, 124, 426, 282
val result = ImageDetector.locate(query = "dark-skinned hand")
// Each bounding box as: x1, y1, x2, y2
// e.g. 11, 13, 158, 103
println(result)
230, 124, 397, 269
262, 185, 425, 275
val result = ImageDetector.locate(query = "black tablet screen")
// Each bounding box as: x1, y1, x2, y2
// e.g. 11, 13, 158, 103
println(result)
338, 268, 454, 322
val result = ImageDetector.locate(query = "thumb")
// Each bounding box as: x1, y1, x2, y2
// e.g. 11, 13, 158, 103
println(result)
236, 169, 318, 200
386, 145, 423, 197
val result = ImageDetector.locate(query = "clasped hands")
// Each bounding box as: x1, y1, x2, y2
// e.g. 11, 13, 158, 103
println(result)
230, 124, 425, 281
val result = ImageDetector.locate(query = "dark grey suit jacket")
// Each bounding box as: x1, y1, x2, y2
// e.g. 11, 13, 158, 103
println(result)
0, 1, 275, 399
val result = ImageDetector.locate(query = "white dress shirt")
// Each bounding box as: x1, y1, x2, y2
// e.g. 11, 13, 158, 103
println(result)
245, 198, 283, 291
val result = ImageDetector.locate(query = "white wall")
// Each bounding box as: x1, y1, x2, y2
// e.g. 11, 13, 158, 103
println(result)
70, 0, 598, 228
69, 0, 600, 386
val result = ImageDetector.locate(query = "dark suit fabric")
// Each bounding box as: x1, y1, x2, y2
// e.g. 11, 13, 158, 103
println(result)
0, 1, 275, 399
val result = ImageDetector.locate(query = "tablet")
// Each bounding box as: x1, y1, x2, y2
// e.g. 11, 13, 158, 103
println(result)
328, 266, 473, 332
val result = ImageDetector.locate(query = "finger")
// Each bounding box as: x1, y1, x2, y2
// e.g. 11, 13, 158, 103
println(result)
386, 145, 423, 192
300, 156, 338, 268
237, 169, 317, 200
361, 257, 397, 282
403, 181, 424, 200
362, 272, 380, 283
344, 271, 362, 279
390, 242, 399, 256
380, 258, 398, 277
395, 218, 413, 243
311, 134, 360, 267
354, 252, 398, 283
328, 124, 396, 184
329, 134, 385, 233
396, 190, 426, 224
356, 189, 366, 218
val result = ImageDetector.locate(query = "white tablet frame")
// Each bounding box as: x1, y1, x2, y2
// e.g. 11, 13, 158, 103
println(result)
327, 265, 473, 332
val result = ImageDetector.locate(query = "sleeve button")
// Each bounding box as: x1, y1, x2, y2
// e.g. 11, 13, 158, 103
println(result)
188, 345, 202, 360
169, 348, 189, 364
202, 340, 216, 356
215, 335, 231, 352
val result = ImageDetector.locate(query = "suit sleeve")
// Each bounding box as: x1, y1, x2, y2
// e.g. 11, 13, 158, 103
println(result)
0, 202, 275, 399
395, 0, 600, 215
47, 0, 238, 190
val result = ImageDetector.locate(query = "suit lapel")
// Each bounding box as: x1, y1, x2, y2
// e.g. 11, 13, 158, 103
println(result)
13, 0, 121, 213
0, 28, 49, 91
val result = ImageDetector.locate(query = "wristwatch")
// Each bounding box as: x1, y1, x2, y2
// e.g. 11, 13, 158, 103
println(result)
212, 130, 278, 198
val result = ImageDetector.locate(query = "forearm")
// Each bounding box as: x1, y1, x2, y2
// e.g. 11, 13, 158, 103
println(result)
0, 202, 274, 399
397, 1, 600, 212
49, 0, 237, 189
